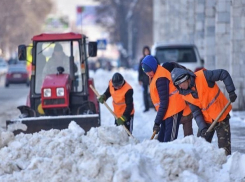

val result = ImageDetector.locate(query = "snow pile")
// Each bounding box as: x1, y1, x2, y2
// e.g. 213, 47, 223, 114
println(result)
0, 131, 14, 148
0, 122, 244, 182
7, 121, 27, 133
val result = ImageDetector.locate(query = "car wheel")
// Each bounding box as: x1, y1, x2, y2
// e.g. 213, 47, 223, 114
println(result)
5, 82, 9, 87
26, 81, 30, 87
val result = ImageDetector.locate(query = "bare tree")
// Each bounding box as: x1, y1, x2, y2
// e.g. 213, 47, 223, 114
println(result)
0, 0, 53, 56
95, 0, 153, 67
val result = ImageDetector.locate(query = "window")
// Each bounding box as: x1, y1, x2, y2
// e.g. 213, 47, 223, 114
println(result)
155, 47, 197, 64
73, 41, 82, 92
34, 41, 82, 94
9, 66, 27, 73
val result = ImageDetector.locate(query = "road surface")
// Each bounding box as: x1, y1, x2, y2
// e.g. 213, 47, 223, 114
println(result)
0, 76, 29, 128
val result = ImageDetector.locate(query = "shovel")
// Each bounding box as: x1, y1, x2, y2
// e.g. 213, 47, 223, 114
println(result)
150, 131, 157, 140
206, 101, 231, 133
90, 84, 135, 138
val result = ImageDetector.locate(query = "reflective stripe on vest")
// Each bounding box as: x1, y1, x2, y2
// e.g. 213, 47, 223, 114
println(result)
150, 65, 186, 119
154, 103, 160, 107
169, 89, 178, 97
113, 101, 126, 105
182, 70, 231, 123
153, 89, 179, 107
201, 89, 220, 111
109, 80, 135, 118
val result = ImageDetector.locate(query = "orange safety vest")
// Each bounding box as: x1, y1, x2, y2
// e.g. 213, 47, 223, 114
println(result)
109, 80, 135, 118
182, 70, 232, 124
182, 104, 192, 116
150, 65, 186, 119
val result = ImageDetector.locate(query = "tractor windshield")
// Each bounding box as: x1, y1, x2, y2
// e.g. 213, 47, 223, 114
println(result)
35, 41, 82, 93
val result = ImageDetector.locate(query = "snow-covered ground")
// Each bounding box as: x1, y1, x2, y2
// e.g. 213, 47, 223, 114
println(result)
0, 69, 245, 182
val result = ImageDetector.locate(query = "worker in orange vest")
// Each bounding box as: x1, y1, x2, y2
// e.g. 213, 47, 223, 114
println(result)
97, 72, 134, 133
161, 62, 194, 137
171, 68, 237, 155
141, 55, 186, 142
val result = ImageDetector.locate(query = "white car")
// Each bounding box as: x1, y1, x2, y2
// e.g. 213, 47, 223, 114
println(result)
151, 43, 204, 72
0, 58, 8, 75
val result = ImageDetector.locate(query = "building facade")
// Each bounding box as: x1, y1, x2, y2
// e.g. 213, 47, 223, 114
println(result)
154, 0, 245, 110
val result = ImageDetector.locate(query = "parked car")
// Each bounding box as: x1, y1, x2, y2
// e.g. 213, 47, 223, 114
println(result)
151, 43, 204, 72
8, 57, 26, 65
0, 58, 8, 75
5, 65, 29, 87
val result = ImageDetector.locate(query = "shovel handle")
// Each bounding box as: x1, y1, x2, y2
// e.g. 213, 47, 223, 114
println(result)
90, 85, 118, 119
206, 101, 231, 133
150, 131, 157, 140
89, 84, 134, 138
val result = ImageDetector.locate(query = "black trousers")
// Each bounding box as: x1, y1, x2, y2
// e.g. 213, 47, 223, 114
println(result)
157, 111, 183, 142
143, 84, 149, 110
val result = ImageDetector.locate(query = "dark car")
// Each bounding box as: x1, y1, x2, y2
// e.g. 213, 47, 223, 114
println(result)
5, 65, 29, 87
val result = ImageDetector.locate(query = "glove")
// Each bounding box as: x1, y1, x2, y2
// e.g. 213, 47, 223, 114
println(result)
229, 91, 237, 103
116, 115, 127, 125
200, 128, 208, 138
200, 128, 212, 142
153, 123, 160, 134
97, 95, 106, 104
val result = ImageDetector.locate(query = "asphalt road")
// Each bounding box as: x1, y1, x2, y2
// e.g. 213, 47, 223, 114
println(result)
0, 76, 29, 128
0, 84, 29, 102
0, 74, 29, 102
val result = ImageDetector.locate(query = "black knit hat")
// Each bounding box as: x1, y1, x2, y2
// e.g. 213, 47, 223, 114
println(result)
112, 72, 124, 87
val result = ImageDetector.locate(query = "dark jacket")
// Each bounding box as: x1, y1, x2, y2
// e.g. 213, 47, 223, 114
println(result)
161, 62, 188, 72
103, 82, 134, 119
138, 57, 149, 85
171, 68, 236, 131
154, 76, 169, 124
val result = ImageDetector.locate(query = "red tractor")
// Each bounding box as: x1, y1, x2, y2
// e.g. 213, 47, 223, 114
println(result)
7, 32, 100, 134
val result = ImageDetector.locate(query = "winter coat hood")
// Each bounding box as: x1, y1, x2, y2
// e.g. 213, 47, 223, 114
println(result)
171, 68, 196, 95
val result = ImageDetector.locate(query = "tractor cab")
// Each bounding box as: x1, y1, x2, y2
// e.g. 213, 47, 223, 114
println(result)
7, 32, 100, 134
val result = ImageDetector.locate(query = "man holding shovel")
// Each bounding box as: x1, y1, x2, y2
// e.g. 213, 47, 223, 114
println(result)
141, 55, 186, 142
97, 72, 134, 134
161, 62, 194, 137
171, 68, 237, 155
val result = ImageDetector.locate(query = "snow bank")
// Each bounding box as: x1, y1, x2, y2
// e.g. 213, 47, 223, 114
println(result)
0, 122, 244, 182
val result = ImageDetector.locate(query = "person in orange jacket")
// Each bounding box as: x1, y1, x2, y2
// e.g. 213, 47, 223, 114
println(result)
161, 62, 193, 137
171, 67, 237, 155
97, 72, 134, 133
141, 55, 186, 142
